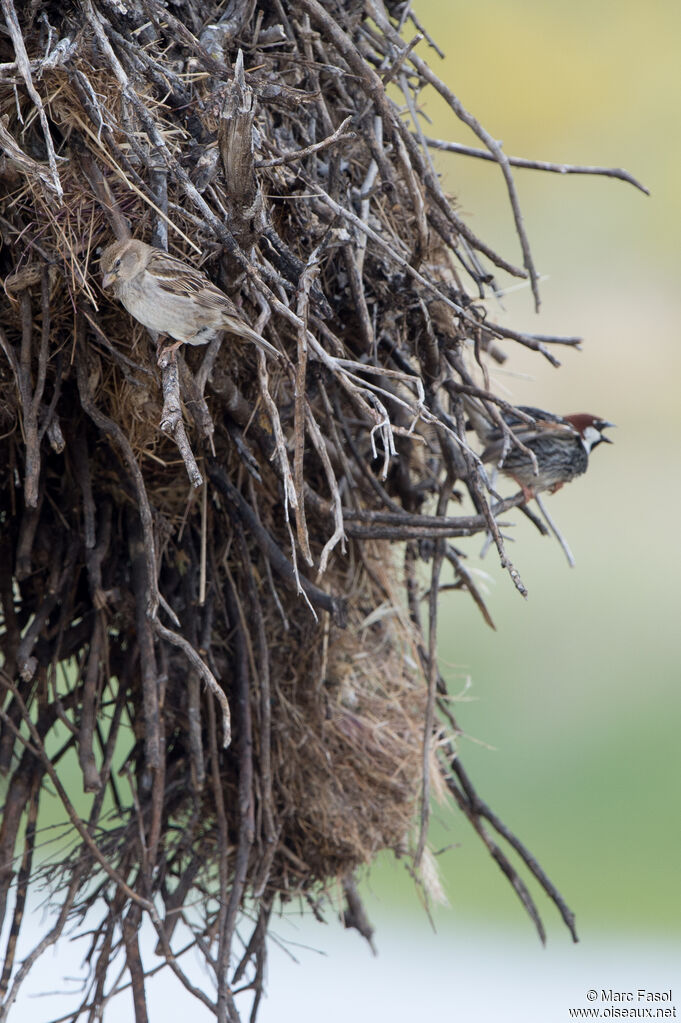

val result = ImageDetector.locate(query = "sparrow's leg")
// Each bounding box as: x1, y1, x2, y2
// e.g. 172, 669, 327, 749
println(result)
509, 474, 535, 503
156, 335, 183, 365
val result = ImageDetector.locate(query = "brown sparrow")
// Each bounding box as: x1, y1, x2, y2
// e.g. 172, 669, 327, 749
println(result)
466, 402, 614, 500
100, 238, 280, 359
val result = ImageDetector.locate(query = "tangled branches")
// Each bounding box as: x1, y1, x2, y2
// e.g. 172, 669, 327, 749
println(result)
0, 1, 641, 1020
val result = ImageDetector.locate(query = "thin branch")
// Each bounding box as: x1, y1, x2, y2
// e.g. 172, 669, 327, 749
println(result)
1, 0, 62, 197
157, 348, 204, 488
423, 137, 650, 195
257, 116, 354, 168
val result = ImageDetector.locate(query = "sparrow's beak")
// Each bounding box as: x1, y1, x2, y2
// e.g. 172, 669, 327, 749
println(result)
102, 271, 115, 289
600, 422, 616, 442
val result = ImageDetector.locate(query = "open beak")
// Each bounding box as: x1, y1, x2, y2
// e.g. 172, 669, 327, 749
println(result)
600, 422, 616, 442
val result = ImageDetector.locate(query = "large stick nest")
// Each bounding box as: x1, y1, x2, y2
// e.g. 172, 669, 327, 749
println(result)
0, 0, 640, 1019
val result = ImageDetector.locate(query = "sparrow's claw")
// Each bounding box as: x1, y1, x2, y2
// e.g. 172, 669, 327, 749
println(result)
156, 335, 183, 366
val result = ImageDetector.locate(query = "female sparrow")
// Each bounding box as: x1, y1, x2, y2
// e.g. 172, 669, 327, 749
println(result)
466, 402, 614, 500
100, 238, 280, 359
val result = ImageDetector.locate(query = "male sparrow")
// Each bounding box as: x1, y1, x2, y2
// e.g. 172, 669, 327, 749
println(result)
100, 238, 280, 359
466, 402, 614, 500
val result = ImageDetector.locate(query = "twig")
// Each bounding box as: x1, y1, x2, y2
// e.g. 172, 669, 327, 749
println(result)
219, 48, 260, 248
0, 118, 58, 193
444, 545, 496, 630
342, 875, 376, 954
367, 0, 542, 308
1, 0, 63, 198
257, 115, 354, 168
157, 348, 203, 488
153, 617, 231, 748
220, 553, 255, 993
534, 493, 575, 567
77, 615, 104, 791
416, 526, 444, 868
423, 137, 650, 195
75, 325, 162, 619
447, 753, 578, 942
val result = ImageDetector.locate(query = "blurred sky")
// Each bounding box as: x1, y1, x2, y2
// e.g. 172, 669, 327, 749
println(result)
9, 3, 681, 1021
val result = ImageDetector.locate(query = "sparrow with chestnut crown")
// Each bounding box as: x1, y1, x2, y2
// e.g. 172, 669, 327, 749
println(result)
466, 402, 614, 501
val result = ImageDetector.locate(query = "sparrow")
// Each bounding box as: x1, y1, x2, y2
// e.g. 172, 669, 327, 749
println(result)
100, 238, 280, 360
466, 401, 614, 500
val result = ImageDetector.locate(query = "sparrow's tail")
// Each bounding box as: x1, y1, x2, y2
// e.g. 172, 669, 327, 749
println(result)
227, 316, 282, 360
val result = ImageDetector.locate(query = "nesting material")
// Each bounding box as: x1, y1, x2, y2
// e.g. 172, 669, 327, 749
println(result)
0, 0, 638, 1017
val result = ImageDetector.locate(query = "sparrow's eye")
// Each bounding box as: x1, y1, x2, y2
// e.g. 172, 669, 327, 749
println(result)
113, 257, 122, 270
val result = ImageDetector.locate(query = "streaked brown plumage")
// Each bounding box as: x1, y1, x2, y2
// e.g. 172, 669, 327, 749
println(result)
100, 238, 279, 359
466, 402, 614, 499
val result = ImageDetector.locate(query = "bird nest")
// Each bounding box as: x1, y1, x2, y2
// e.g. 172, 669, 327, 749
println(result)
0, 1, 642, 1019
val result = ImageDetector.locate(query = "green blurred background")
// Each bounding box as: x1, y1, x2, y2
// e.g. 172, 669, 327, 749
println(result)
364, 0, 681, 941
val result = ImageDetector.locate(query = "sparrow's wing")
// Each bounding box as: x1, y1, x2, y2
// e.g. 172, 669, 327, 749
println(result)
481, 419, 577, 464
145, 249, 216, 299
146, 251, 255, 319
465, 400, 567, 442
146, 249, 281, 358
515, 406, 570, 426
